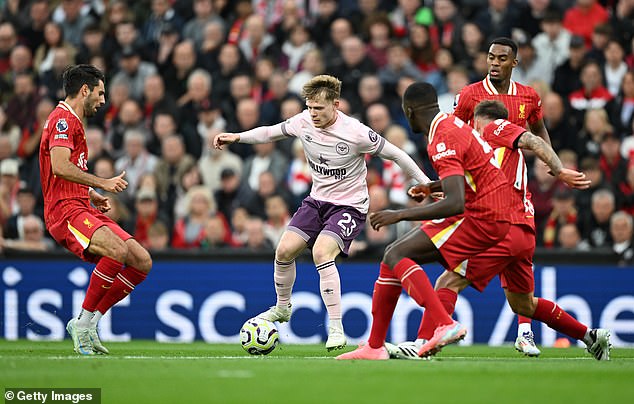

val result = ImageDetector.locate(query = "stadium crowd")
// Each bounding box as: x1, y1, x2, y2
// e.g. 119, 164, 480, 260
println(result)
0, 0, 633, 263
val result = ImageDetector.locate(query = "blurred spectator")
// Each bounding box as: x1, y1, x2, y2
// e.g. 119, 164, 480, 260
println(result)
585, 23, 611, 66
280, 24, 315, 73
0, 22, 18, 88
19, 0, 50, 53
603, 39, 628, 98
196, 101, 227, 154
541, 188, 578, 248
39, 47, 74, 101
115, 129, 159, 206
142, 0, 184, 52
382, 124, 419, 207
97, 78, 130, 134
214, 168, 242, 221
543, 91, 576, 151
514, 0, 551, 40
107, 98, 146, 157
532, 9, 572, 87
562, 0, 608, 49
288, 48, 325, 95
199, 20, 226, 72
141, 74, 179, 126
349, 184, 397, 257
286, 138, 311, 210
0, 105, 20, 156
332, 36, 377, 106
260, 70, 295, 125
182, 0, 225, 50
52, 0, 96, 48
147, 221, 170, 251
199, 131, 243, 192
452, 22, 486, 75
211, 43, 251, 109
5, 73, 39, 132
201, 214, 235, 249
161, 40, 199, 102
102, 193, 130, 227
124, 188, 169, 249
238, 14, 280, 67
237, 170, 288, 220
154, 22, 181, 68
408, 23, 436, 73
230, 206, 250, 245
155, 135, 196, 211
528, 157, 562, 233
111, 47, 158, 101
575, 156, 604, 214
0, 214, 53, 252
263, 194, 291, 247
310, 0, 339, 48
578, 188, 615, 248
568, 61, 615, 132
425, 47, 452, 94
173, 163, 204, 219
611, 0, 634, 53
616, 161, 634, 214
614, 70, 634, 138
171, 185, 215, 249
243, 217, 274, 251
242, 141, 289, 193
610, 210, 634, 265
473, 0, 519, 43
559, 149, 579, 170
438, 66, 468, 114
512, 39, 549, 86
75, 23, 110, 67
354, 74, 384, 119
389, 0, 423, 38
365, 103, 393, 135
322, 18, 353, 71
2, 184, 36, 239
112, 19, 146, 63
364, 15, 392, 69
428, 0, 463, 51
576, 108, 613, 160
552, 35, 586, 99
599, 134, 628, 187
33, 21, 77, 75
228, 98, 262, 158
378, 41, 424, 102
85, 126, 112, 174
0, 158, 20, 227
558, 222, 590, 251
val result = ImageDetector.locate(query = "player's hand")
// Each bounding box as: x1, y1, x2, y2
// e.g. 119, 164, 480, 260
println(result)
369, 210, 401, 231
89, 189, 111, 213
408, 183, 432, 202
212, 133, 239, 150
557, 168, 591, 189
101, 171, 128, 193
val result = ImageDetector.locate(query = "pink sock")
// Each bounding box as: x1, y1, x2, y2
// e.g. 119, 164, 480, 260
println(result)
274, 259, 296, 307
368, 262, 402, 349
317, 261, 341, 320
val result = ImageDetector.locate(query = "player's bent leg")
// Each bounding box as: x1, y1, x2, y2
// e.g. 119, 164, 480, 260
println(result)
123, 239, 153, 274
257, 231, 306, 323
505, 291, 541, 357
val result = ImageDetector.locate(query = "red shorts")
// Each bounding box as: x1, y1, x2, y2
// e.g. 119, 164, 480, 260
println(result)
466, 224, 535, 294
421, 215, 510, 273
47, 200, 132, 264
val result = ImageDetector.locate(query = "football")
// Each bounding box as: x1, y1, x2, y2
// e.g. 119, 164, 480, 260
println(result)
240, 317, 279, 355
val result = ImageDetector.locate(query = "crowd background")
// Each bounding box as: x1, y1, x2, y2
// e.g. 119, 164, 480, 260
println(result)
0, 0, 633, 265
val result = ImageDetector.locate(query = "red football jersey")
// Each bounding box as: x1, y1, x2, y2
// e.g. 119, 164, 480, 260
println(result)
483, 119, 535, 229
39, 101, 90, 221
453, 76, 543, 128
427, 112, 511, 222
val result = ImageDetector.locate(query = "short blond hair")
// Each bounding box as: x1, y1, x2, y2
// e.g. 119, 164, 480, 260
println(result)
301, 74, 341, 102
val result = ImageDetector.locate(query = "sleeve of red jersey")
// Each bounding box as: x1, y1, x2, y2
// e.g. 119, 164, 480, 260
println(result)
484, 120, 526, 150
527, 88, 544, 125
48, 115, 76, 151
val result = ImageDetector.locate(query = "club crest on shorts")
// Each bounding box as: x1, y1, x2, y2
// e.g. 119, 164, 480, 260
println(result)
56, 118, 68, 132
336, 142, 349, 155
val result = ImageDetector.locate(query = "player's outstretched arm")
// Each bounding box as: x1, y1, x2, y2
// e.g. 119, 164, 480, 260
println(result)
212, 133, 240, 150
50, 146, 128, 192
212, 123, 288, 150
378, 141, 431, 184
517, 132, 591, 189
369, 175, 465, 230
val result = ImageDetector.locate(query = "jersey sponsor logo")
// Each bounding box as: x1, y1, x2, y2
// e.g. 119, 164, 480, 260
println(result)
436, 142, 447, 152
54, 133, 69, 140
368, 129, 378, 143
335, 142, 349, 155
493, 120, 511, 136
518, 104, 526, 120
431, 148, 457, 162
308, 159, 347, 179
56, 118, 68, 132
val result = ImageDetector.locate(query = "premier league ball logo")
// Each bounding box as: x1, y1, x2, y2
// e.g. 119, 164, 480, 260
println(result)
56, 119, 68, 132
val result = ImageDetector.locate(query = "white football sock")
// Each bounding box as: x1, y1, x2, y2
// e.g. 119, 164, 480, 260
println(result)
317, 260, 341, 321
274, 259, 296, 307
76, 309, 94, 327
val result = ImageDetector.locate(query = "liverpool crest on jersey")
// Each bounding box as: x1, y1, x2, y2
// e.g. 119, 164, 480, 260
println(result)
518, 104, 526, 120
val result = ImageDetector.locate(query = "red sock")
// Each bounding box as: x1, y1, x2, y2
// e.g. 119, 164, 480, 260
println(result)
82, 257, 124, 311
417, 287, 457, 340
518, 315, 532, 324
95, 266, 148, 314
531, 298, 587, 340
392, 258, 453, 327
368, 262, 402, 349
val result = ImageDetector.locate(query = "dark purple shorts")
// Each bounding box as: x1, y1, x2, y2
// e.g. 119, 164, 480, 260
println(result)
287, 196, 366, 256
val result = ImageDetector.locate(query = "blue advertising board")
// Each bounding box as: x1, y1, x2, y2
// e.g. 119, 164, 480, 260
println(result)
1, 260, 633, 347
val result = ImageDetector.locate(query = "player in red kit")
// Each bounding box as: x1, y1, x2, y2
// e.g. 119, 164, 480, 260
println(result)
392, 100, 611, 361
337, 82, 512, 360
399, 37, 552, 357
39, 65, 152, 355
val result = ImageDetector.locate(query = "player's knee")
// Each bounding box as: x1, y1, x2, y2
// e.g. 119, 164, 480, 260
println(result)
311, 246, 331, 265
275, 243, 296, 262
382, 246, 403, 268
108, 239, 129, 263
135, 248, 153, 274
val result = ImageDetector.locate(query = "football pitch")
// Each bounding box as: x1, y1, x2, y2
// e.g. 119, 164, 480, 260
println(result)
1, 340, 633, 404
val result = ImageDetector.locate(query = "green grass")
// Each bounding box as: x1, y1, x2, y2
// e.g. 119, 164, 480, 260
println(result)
1, 340, 633, 404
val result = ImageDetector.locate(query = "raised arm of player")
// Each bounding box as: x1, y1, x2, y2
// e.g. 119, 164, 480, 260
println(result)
517, 131, 591, 189
212, 123, 288, 150
369, 175, 465, 230
50, 146, 128, 193
377, 141, 431, 184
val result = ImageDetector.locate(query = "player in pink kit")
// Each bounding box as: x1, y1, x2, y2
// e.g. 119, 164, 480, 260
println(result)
336, 82, 514, 360
213, 75, 430, 351
39, 65, 152, 355
391, 100, 611, 361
